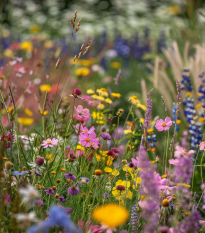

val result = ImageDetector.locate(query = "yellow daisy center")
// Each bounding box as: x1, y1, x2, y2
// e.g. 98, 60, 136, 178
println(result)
86, 138, 90, 142
162, 123, 166, 127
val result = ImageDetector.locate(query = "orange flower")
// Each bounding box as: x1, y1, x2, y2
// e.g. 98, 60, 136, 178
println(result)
51, 171, 56, 175
60, 168, 66, 172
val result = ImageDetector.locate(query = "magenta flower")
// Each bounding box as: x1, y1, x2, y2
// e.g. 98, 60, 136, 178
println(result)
200, 142, 205, 150
174, 145, 194, 158
100, 132, 111, 140
75, 105, 90, 121
169, 159, 180, 166
155, 117, 173, 131
111, 148, 121, 153
68, 185, 79, 196
78, 132, 99, 147
41, 138, 58, 148
44, 188, 54, 195
57, 196, 66, 202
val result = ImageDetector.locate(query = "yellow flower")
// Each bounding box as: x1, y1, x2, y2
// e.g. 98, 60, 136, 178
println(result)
112, 180, 132, 200
105, 98, 113, 104
147, 128, 154, 133
91, 94, 99, 100
111, 62, 121, 69
176, 120, 181, 124
96, 88, 108, 97
86, 88, 95, 95
97, 104, 105, 110
21, 41, 33, 53
92, 112, 104, 120
168, 5, 181, 15
104, 167, 112, 173
95, 151, 108, 162
76, 145, 84, 150
17, 118, 34, 126
69, 58, 78, 65
196, 103, 201, 108
25, 108, 33, 117
4, 49, 13, 58
30, 25, 40, 33
106, 156, 114, 166
140, 118, 145, 124
137, 103, 147, 111
177, 183, 191, 188
75, 67, 90, 76
79, 59, 93, 67
151, 161, 156, 164
199, 117, 204, 122
128, 96, 139, 105
44, 41, 53, 48
124, 129, 132, 134
111, 93, 121, 98
186, 91, 192, 96
96, 121, 105, 124
40, 84, 51, 92
92, 203, 129, 228
40, 110, 48, 116
46, 154, 53, 160
96, 95, 105, 101
162, 174, 167, 178
133, 177, 141, 189
1, 106, 14, 115
111, 169, 120, 176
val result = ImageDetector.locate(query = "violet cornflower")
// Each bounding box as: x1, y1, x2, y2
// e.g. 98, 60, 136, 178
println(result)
41, 138, 58, 148
144, 89, 154, 129
44, 188, 54, 195
67, 185, 79, 196
100, 132, 111, 140
57, 197, 65, 202
64, 208, 73, 213
64, 172, 76, 181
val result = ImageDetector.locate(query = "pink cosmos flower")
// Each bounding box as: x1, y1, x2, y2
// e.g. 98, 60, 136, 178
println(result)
174, 145, 194, 158
155, 117, 173, 131
78, 132, 99, 147
75, 124, 95, 135
200, 142, 205, 151
160, 185, 175, 195
75, 105, 90, 121
41, 138, 58, 148
169, 159, 180, 166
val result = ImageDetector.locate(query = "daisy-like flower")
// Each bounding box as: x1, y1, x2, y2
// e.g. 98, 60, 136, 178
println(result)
75, 105, 90, 121
18, 185, 40, 203
80, 177, 90, 184
96, 88, 108, 97
75, 124, 95, 135
112, 180, 133, 200
128, 96, 139, 105
64, 172, 76, 181
155, 117, 173, 131
13, 211, 38, 223
100, 132, 111, 140
78, 132, 99, 147
41, 138, 58, 148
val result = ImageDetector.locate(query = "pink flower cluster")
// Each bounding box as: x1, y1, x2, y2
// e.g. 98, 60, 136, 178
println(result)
75, 105, 90, 122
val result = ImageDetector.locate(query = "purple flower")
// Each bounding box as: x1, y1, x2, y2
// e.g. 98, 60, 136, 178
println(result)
102, 192, 109, 199
111, 147, 121, 153
57, 197, 66, 202
144, 89, 154, 129
64, 172, 76, 181
44, 188, 54, 195
68, 185, 79, 196
100, 132, 111, 140
64, 208, 73, 213
80, 177, 90, 184
73, 89, 82, 96
35, 199, 44, 206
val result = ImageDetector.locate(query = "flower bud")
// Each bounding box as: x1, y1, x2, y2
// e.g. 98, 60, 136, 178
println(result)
162, 199, 169, 207
52, 186, 57, 190
56, 179, 61, 184
73, 89, 81, 97
94, 169, 102, 176
35, 157, 44, 166
5, 161, 13, 169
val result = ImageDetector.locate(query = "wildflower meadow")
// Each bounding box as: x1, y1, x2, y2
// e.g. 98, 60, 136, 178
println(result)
1, 1, 205, 232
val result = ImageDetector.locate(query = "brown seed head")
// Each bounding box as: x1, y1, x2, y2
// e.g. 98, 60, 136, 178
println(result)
89, 191, 92, 195
56, 179, 61, 184
66, 179, 72, 184
52, 186, 57, 190
81, 193, 86, 197
55, 194, 59, 198
94, 169, 102, 176
162, 199, 169, 207
5, 161, 13, 169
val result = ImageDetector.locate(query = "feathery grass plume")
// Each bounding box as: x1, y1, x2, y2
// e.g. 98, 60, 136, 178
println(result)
113, 69, 121, 85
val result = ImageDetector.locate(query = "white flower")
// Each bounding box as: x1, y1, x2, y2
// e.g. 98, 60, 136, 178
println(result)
27, 162, 45, 173
18, 185, 39, 203
14, 211, 38, 222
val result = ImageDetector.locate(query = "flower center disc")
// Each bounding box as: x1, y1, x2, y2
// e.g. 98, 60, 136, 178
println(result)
162, 123, 166, 127
47, 141, 51, 144
86, 138, 90, 142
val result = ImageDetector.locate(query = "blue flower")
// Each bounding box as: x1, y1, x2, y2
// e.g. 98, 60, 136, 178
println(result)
12, 171, 28, 176
28, 205, 81, 233
80, 177, 89, 184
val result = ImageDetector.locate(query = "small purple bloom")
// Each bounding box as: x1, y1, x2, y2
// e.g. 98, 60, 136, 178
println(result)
102, 192, 109, 199
80, 177, 90, 184
64, 172, 76, 181
64, 208, 73, 213
57, 197, 66, 202
100, 132, 111, 140
44, 188, 54, 195
111, 147, 121, 153
67, 185, 79, 196
35, 199, 44, 206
